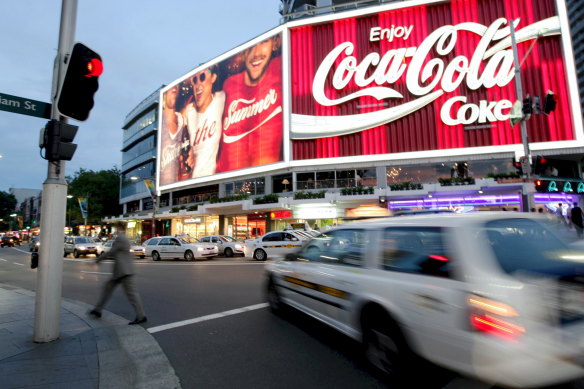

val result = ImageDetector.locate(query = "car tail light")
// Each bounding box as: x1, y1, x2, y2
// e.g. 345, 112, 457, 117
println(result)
468, 295, 525, 342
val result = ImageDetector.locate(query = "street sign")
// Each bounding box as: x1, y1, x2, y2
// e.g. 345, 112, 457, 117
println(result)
0, 93, 51, 119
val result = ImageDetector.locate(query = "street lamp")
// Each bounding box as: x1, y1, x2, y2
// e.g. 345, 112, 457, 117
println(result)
66, 195, 73, 233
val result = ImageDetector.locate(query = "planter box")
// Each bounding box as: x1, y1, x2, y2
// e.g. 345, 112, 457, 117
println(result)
496, 178, 525, 183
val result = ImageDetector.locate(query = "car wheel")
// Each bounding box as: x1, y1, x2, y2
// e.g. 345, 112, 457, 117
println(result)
362, 312, 412, 383
152, 251, 161, 262
184, 250, 194, 261
74, 250, 80, 258
266, 278, 285, 314
224, 247, 233, 257
253, 249, 267, 261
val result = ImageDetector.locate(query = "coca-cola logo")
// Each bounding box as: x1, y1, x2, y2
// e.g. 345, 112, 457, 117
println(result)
290, 16, 561, 139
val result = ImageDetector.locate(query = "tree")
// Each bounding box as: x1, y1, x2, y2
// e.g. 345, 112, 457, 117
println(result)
0, 191, 17, 232
66, 167, 121, 228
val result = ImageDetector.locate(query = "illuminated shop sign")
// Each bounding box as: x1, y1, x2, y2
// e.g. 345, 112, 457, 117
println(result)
184, 218, 202, 224
390, 195, 522, 209
294, 207, 339, 219
290, 0, 580, 160
270, 210, 293, 219
535, 179, 584, 194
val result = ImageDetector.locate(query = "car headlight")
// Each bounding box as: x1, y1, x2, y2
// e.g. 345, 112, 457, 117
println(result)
78, 246, 87, 250
197, 246, 204, 251
234, 244, 243, 249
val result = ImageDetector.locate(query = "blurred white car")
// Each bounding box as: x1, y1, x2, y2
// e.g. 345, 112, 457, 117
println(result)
244, 230, 311, 261
143, 236, 218, 261
98, 240, 146, 259
265, 212, 584, 388
198, 235, 244, 257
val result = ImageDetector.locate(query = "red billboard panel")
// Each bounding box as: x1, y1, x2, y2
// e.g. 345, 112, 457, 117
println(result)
158, 32, 284, 188
289, 0, 578, 160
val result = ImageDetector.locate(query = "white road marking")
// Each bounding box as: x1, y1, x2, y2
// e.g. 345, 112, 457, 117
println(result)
0, 258, 7, 262
12, 262, 24, 266
81, 271, 112, 275
147, 303, 269, 334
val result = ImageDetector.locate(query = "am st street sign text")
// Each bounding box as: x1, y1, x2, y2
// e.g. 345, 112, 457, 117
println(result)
0, 92, 51, 119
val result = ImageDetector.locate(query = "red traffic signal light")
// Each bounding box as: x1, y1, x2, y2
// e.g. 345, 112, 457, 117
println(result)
57, 42, 103, 121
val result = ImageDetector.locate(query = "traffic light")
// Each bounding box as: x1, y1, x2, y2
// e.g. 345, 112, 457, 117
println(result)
40, 120, 78, 161
522, 95, 532, 119
543, 91, 556, 115
513, 158, 523, 176
533, 96, 541, 114
57, 42, 103, 121
533, 155, 548, 175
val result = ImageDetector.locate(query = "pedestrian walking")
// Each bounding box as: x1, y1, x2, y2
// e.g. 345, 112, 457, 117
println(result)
89, 222, 147, 325
571, 202, 584, 239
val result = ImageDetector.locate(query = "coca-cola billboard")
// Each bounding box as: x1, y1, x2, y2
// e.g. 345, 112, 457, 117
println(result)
158, 31, 284, 189
289, 0, 582, 161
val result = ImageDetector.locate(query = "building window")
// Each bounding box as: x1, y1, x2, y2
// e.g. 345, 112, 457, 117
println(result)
225, 179, 266, 196
316, 171, 335, 189
273, 174, 293, 193
296, 172, 315, 189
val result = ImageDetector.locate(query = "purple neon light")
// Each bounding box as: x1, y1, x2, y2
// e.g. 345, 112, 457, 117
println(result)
389, 195, 521, 209
533, 193, 576, 202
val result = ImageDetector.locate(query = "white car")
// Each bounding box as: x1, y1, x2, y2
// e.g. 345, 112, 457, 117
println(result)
265, 213, 584, 388
244, 230, 311, 261
98, 240, 146, 259
198, 235, 244, 257
143, 236, 218, 261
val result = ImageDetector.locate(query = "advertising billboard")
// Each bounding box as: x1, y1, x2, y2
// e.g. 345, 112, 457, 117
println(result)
289, 0, 582, 161
158, 31, 284, 189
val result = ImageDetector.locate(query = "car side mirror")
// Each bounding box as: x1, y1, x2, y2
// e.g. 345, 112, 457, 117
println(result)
285, 253, 297, 261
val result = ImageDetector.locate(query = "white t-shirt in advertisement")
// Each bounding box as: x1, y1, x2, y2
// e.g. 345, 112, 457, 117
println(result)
159, 112, 185, 186
185, 91, 225, 178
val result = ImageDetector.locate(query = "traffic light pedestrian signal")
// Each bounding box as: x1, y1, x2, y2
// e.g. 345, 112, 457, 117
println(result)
543, 91, 556, 115
57, 43, 103, 121
40, 120, 78, 161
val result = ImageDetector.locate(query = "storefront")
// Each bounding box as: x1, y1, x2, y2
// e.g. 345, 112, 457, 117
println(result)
172, 216, 220, 238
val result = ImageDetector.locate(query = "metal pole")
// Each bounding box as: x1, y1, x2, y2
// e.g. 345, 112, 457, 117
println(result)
510, 20, 531, 179
34, 0, 77, 343
510, 20, 535, 212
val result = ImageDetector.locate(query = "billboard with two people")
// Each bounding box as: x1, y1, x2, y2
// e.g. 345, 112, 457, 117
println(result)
158, 32, 284, 189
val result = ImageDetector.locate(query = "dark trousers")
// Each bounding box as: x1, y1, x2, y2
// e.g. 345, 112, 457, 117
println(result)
95, 275, 146, 319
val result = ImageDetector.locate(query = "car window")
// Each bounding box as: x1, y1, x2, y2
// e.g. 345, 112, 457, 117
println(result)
382, 227, 451, 278
480, 218, 576, 275
170, 238, 181, 246
263, 232, 283, 242
283, 233, 299, 242
299, 229, 367, 267
146, 238, 161, 246
221, 236, 237, 242
159, 238, 171, 245
199, 237, 210, 242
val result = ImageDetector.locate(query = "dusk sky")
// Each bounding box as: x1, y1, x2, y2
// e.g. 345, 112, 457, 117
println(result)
0, 0, 280, 192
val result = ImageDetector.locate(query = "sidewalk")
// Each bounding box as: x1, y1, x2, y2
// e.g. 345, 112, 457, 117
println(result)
0, 283, 181, 389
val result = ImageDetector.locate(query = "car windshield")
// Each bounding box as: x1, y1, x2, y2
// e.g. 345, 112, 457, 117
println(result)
179, 237, 199, 244
75, 237, 92, 244
220, 236, 237, 242
478, 218, 583, 275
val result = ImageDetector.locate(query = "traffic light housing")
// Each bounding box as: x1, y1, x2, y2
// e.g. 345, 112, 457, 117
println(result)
513, 158, 523, 176
57, 42, 103, 121
522, 95, 533, 117
40, 120, 78, 161
543, 91, 557, 115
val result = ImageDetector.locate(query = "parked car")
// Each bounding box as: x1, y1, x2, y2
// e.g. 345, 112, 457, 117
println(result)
143, 236, 218, 261
198, 235, 244, 257
244, 230, 311, 261
64, 236, 99, 258
1, 235, 20, 248
98, 239, 146, 259
265, 213, 584, 388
